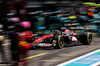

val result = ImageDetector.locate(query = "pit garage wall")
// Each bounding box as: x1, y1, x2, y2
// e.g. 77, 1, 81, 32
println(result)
0, 1, 27, 31
25, 1, 100, 35
0, 1, 100, 36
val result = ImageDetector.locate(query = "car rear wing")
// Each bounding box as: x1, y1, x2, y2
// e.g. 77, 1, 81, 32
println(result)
69, 27, 86, 30
69, 27, 86, 35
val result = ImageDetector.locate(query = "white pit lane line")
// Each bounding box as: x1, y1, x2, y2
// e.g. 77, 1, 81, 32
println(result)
91, 61, 100, 66
56, 49, 100, 66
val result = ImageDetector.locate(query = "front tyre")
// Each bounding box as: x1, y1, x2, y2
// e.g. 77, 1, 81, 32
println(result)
54, 35, 64, 49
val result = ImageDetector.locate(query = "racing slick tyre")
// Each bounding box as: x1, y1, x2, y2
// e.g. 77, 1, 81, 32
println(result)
53, 35, 64, 49
79, 32, 92, 45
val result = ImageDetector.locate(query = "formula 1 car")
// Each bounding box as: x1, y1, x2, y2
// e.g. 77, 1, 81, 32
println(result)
31, 27, 92, 49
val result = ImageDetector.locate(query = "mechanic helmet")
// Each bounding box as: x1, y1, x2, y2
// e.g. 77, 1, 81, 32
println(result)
15, 21, 31, 31
59, 27, 67, 31
8, 17, 20, 23
20, 21, 31, 28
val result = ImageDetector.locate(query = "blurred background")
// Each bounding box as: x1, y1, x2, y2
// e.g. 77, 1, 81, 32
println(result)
0, 0, 100, 36
0, 0, 100, 66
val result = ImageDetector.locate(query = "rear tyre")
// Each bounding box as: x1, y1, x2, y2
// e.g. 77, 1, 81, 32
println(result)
54, 35, 64, 49
79, 32, 92, 45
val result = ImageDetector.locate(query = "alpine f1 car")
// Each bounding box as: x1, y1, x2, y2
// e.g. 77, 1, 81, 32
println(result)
32, 27, 92, 49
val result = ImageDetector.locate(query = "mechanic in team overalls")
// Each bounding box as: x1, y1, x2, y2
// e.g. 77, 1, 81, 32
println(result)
10, 21, 33, 66
0, 23, 8, 63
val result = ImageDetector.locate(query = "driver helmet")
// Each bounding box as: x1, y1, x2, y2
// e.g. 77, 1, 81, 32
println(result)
59, 27, 67, 31
20, 21, 31, 28
15, 21, 31, 31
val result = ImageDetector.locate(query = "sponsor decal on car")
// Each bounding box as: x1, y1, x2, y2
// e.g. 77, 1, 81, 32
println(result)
38, 43, 52, 47
71, 37, 78, 41
69, 27, 85, 30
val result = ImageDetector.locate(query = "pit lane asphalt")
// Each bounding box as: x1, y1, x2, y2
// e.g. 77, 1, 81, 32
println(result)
28, 37, 100, 66
0, 37, 100, 66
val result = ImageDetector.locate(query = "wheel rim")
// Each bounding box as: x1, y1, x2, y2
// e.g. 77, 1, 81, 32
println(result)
89, 34, 92, 43
60, 37, 64, 47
